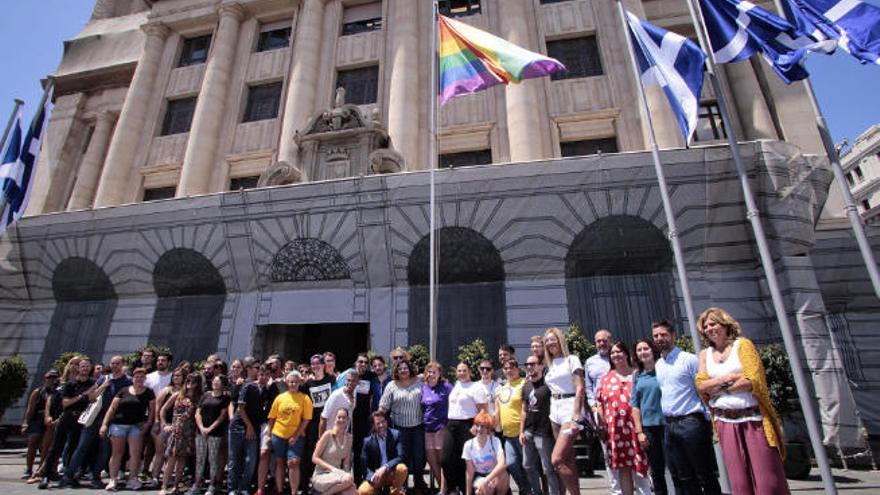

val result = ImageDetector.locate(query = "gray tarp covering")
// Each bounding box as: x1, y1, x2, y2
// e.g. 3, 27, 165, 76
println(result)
0, 141, 872, 452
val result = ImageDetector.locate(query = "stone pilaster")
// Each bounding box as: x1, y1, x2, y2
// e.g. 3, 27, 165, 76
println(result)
502, 0, 549, 161
277, 0, 327, 172
177, 3, 246, 197
387, 0, 420, 168
726, 61, 778, 141
93, 21, 169, 207
67, 111, 117, 210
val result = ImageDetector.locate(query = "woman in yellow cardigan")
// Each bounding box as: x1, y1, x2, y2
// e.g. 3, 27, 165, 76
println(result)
695, 307, 789, 495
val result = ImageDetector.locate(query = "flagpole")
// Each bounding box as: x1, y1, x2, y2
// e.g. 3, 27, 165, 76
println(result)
769, 1, 880, 301
428, 0, 440, 361
680, 0, 838, 492
0, 99, 24, 153
614, 4, 731, 492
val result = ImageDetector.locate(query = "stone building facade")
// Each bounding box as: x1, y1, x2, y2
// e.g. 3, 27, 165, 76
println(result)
2, 0, 879, 452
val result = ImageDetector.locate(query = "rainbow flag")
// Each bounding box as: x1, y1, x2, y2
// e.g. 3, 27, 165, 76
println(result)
439, 15, 566, 104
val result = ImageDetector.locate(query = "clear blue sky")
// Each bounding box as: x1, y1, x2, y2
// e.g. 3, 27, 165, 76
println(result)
0, 1, 877, 147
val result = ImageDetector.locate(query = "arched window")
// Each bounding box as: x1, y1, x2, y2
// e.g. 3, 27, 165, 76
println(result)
37, 258, 117, 379
150, 249, 226, 363
408, 227, 506, 365
269, 238, 350, 282
565, 216, 677, 344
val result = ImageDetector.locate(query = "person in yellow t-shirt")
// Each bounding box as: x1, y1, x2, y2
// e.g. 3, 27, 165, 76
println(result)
267, 371, 313, 495
495, 357, 531, 495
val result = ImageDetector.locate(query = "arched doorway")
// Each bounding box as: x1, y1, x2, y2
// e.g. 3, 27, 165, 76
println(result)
565, 215, 676, 344
408, 227, 507, 366
37, 257, 117, 378
149, 248, 226, 364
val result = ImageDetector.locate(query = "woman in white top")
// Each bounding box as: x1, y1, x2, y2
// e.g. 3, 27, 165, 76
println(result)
695, 307, 789, 495
462, 411, 508, 495
442, 362, 489, 495
542, 326, 585, 495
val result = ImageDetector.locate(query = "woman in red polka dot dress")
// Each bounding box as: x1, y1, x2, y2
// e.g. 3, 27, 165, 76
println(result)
596, 342, 650, 495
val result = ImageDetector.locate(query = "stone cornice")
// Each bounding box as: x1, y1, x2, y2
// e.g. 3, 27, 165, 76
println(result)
141, 21, 171, 39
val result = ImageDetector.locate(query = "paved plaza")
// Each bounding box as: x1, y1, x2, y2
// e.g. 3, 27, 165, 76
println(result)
1, 445, 878, 495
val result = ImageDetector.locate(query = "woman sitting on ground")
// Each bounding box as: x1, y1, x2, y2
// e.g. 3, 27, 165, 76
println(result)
462, 411, 509, 495
311, 407, 357, 495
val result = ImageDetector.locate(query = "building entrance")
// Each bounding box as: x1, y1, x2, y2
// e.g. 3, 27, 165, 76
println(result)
253, 323, 369, 368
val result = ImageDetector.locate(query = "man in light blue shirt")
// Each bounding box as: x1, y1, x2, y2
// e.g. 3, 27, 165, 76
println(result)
653, 320, 720, 495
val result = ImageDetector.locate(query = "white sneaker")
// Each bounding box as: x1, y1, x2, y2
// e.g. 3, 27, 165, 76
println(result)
105, 480, 118, 492
128, 479, 143, 491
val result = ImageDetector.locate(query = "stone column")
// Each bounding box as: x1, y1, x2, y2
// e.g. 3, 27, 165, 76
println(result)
177, 3, 245, 197
93, 22, 169, 207
387, 0, 420, 168
277, 0, 327, 170
67, 111, 117, 210
502, 0, 547, 161
726, 61, 778, 140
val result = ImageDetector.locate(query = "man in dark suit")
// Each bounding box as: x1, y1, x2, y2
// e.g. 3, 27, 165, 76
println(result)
358, 411, 408, 495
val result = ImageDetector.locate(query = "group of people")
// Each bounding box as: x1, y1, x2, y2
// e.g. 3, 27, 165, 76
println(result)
18, 306, 789, 495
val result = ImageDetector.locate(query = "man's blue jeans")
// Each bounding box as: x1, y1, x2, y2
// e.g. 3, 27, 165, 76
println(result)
227, 426, 259, 492
503, 436, 532, 494
395, 424, 426, 488
64, 423, 109, 482
523, 430, 559, 495
664, 414, 721, 495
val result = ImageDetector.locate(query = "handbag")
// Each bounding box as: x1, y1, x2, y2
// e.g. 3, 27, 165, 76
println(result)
78, 394, 103, 427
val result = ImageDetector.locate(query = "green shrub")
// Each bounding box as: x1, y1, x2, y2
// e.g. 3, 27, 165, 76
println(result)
676, 335, 696, 354
455, 339, 490, 379
566, 323, 595, 364
52, 352, 89, 376
0, 356, 30, 421
407, 345, 429, 375
758, 343, 797, 416
123, 343, 172, 370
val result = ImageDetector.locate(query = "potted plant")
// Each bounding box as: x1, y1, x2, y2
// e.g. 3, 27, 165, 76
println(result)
0, 355, 30, 446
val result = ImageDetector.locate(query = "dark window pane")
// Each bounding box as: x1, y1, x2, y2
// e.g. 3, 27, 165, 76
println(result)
547, 37, 604, 80
440, 149, 492, 168
257, 27, 291, 52
560, 138, 618, 157
229, 176, 260, 191
693, 102, 726, 142
863, 200, 871, 210
439, 0, 481, 17
178, 34, 212, 67
855, 166, 864, 179
143, 186, 177, 201
243, 82, 282, 122
342, 17, 383, 35
337, 66, 379, 105
161, 97, 197, 135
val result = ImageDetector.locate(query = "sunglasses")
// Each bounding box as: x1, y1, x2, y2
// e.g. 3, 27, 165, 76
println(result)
391, 355, 404, 360
479, 367, 493, 371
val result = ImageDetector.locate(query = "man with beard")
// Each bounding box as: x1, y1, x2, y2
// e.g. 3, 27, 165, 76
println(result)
520, 355, 559, 495
320, 369, 359, 435
652, 320, 721, 495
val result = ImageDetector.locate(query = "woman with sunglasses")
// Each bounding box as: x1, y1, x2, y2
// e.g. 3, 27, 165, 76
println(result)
378, 358, 428, 493
595, 343, 649, 495
542, 327, 585, 495
443, 362, 489, 495
160, 373, 203, 495
462, 411, 508, 495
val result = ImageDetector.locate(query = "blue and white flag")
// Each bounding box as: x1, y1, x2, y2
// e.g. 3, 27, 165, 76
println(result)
700, 0, 834, 82
0, 85, 53, 235
625, 11, 706, 144
784, 0, 880, 64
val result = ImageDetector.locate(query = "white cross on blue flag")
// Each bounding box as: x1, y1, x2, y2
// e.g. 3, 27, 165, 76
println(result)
783, 0, 880, 65
625, 11, 707, 144
700, 0, 835, 83
0, 85, 53, 235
